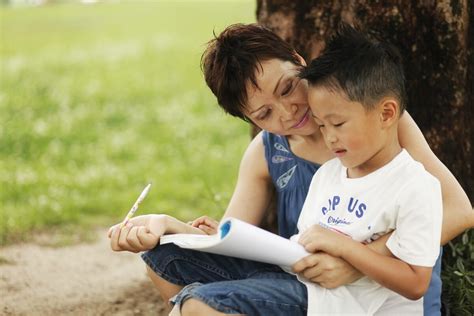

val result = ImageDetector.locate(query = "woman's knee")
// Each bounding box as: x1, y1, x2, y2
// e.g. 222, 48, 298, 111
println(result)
181, 298, 229, 316
146, 265, 183, 303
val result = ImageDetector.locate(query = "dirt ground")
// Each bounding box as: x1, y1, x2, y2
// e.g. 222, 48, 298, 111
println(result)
0, 229, 168, 316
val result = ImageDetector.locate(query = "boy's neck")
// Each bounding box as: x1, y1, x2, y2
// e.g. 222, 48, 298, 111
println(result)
347, 140, 402, 179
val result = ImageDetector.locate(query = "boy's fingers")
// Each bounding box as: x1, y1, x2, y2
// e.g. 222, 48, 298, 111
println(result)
304, 241, 320, 253
302, 265, 324, 280
292, 254, 319, 273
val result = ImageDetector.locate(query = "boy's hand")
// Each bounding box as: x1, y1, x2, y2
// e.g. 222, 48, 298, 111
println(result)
298, 224, 350, 257
292, 252, 362, 288
108, 214, 168, 253
188, 215, 219, 235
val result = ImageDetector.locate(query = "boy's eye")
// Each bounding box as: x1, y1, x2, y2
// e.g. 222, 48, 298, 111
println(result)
334, 122, 345, 127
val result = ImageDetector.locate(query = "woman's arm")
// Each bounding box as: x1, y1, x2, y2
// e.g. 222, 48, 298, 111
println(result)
108, 131, 274, 252
108, 214, 206, 252
398, 112, 473, 244
220, 131, 275, 225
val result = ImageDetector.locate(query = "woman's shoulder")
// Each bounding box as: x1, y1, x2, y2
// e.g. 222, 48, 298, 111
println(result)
240, 131, 271, 180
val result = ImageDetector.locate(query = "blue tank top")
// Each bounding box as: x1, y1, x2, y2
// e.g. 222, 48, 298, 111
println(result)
262, 130, 442, 315
262, 131, 321, 239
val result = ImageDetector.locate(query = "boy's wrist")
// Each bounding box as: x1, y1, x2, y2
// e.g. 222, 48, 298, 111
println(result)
339, 237, 357, 259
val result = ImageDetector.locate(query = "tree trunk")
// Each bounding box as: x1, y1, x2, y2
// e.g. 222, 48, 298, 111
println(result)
255, 1, 473, 314
255, 0, 473, 202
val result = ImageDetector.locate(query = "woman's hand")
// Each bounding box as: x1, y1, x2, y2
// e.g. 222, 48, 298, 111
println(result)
292, 252, 362, 288
108, 214, 168, 253
189, 215, 219, 235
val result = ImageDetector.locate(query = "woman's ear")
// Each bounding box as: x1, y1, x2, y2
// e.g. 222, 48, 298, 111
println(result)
379, 98, 399, 127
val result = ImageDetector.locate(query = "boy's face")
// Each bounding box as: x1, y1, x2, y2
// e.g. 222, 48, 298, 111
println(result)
308, 86, 388, 176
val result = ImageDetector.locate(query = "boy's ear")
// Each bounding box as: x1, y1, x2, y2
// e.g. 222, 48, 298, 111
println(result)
295, 52, 307, 66
379, 98, 399, 127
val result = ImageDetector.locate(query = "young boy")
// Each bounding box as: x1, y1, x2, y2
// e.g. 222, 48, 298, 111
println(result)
291, 24, 442, 314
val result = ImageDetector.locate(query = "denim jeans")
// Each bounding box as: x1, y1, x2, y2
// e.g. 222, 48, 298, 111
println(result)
141, 243, 308, 315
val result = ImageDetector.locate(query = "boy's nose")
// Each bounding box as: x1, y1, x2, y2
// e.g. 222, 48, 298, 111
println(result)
325, 130, 338, 143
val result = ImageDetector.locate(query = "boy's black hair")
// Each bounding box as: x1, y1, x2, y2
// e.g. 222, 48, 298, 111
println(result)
299, 24, 407, 114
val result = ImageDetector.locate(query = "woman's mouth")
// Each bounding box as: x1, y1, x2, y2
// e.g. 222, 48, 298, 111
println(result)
292, 109, 310, 129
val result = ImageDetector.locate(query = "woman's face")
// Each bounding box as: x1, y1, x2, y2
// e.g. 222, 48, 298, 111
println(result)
242, 58, 319, 136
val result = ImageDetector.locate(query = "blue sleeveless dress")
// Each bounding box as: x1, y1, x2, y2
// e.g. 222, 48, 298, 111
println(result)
261, 131, 442, 316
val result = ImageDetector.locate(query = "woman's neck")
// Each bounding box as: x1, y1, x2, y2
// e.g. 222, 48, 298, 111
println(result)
287, 132, 334, 165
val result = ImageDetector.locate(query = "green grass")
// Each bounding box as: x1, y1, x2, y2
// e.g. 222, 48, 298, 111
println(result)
0, 1, 256, 245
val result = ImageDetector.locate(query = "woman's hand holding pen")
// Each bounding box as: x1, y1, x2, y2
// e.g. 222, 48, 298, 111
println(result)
108, 214, 212, 253
108, 214, 168, 253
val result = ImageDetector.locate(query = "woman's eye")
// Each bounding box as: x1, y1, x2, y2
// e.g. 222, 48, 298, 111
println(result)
258, 110, 271, 120
334, 122, 345, 127
282, 82, 293, 96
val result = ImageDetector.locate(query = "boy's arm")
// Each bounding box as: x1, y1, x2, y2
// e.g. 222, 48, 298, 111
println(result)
294, 173, 442, 298
399, 112, 474, 244
294, 225, 432, 300
297, 232, 393, 288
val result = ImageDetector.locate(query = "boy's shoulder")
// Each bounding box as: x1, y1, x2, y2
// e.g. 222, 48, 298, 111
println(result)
315, 157, 342, 177
395, 151, 441, 195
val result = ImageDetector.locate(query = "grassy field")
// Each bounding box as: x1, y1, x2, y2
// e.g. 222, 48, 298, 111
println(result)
0, 1, 256, 245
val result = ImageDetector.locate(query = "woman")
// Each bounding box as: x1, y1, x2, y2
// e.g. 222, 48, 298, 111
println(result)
109, 24, 473, 315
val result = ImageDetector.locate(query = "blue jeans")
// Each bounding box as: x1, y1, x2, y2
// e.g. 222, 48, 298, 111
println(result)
141, 243, 308, 315
142, 244, 442, 315
424, 247, 443, 316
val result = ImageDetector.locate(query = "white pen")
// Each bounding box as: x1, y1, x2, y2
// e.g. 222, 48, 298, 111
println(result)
120, 183, 152, 228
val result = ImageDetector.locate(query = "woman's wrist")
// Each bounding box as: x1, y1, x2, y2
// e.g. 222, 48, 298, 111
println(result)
144, 214, 169, 236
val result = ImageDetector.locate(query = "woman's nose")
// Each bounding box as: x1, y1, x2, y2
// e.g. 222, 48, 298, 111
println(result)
278, 103, 298, 120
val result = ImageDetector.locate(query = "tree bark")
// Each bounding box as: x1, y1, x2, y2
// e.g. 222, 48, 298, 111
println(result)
255, 1, 473, 314
255, 0, 473, 202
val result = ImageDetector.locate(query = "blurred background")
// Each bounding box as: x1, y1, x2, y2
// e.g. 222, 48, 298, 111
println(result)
1, 0, 256, 246
1, 1, 472, 315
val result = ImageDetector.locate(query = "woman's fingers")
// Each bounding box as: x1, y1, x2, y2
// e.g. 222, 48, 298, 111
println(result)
110, 224, 123, 251
126, 226, 144, 251
199, 224, 217, 235
117, 223, 134, 251
190, 216, 219, 235
137, 226, 160, 249
191, 215, 218, 228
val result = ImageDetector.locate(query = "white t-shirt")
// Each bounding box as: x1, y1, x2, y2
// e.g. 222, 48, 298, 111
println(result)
292, 149, 442, 315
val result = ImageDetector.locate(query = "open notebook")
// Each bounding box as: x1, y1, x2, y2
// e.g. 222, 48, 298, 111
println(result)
160, 217, 309, 267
